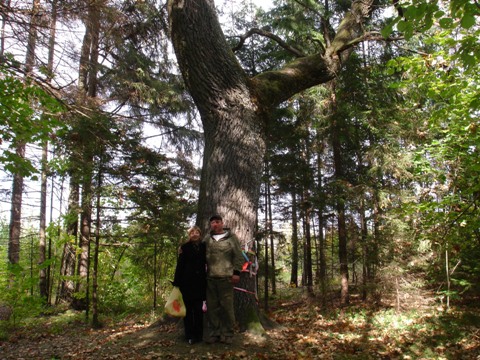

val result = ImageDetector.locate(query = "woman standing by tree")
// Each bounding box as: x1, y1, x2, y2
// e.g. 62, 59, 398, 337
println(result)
172, 226, 207, 344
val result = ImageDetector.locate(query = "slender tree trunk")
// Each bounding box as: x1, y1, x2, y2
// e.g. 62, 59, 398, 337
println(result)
332, 113, 349, 305
9, 0, 40, 266
46, 0, 58, 304
316, 147, 327, 300
153, 242, 157, 309
351, 221, 357, 285
87, 2, 99, 98
47, 0, 57, 79
317, 211, 327, 299
336, 197, 349, 304
39, 0, 58, 302
263, 185, 269, 311
303, 199, 313, 294
266, 161, 276, 295
300, 192, 306, 287
56, 176, 79, 304
47, 173, 60, 304
71, 0, 100, 313
290, 190, 299, 287
330, 219, 335, 281
371, 189, 381, 280
360, 199, 368, 300
8, 144, 24, 266
24, 0, 38, 77
73, 164, 93, 312
39, 142, 48, 299
92, 161, 102, 328
0, 0, 11, 56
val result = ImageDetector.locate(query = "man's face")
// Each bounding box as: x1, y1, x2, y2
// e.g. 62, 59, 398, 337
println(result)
210, 219, 224, 234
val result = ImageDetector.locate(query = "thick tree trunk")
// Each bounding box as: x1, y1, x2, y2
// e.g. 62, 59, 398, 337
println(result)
169, 2, 264, 331
170, 0, 265, 236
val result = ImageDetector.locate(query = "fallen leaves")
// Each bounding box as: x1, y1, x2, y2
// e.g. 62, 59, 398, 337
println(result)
1, 292, 480, 359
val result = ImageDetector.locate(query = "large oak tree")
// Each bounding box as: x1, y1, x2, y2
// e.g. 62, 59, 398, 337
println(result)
168, 0, 375, 327
169, 0, 374, 234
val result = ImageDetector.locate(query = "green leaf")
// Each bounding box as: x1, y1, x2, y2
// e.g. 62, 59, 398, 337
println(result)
439, 17, 454, 29
461, 53, 476, 68
460, 14, 475, 29
397, 20, 407, 32
381, 24, 394, 38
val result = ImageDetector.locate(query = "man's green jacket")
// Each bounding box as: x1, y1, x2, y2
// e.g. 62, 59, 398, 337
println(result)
204, 230, 244, 278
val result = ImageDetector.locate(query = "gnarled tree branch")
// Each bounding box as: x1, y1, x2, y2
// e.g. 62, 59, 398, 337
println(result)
232, 27, 306, 58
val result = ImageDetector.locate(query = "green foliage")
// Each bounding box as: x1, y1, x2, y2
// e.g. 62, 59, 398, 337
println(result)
99, 279, 147, 314
45, 310, 85, 335
0, 61, 65, 177
0, 223, 49, 326
384, 0, 480, 299
385, 0, 479, 70
91, 217, 181, 315
0, 265, 45, 328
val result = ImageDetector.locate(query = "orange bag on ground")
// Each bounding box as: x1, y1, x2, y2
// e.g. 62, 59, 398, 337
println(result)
164, 286, 186, 317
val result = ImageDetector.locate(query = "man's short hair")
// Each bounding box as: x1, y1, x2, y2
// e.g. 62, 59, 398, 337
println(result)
209, 214, 223, 222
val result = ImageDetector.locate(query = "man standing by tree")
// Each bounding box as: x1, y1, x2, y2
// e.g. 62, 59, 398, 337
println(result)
204, 214, 244, 344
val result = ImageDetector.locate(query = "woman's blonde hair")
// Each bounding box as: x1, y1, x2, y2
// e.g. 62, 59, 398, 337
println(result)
179, 226, 202, 244
187, 225, 201, 238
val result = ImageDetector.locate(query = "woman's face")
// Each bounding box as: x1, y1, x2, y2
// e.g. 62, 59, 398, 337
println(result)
190, 229, 201, 241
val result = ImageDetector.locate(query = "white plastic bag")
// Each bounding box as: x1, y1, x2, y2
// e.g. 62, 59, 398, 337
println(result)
164, 287, 186, 317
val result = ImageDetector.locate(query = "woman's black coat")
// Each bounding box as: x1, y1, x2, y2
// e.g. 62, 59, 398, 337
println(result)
172, 241, 207, 301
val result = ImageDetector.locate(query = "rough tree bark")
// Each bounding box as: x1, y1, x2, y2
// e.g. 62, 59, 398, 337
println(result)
168, 0, 374, 330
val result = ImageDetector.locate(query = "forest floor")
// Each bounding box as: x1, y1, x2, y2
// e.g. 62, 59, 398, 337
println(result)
1, 288, 480, 360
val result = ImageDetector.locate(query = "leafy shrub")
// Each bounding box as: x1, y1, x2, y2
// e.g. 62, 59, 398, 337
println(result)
99, 278, 147, 314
